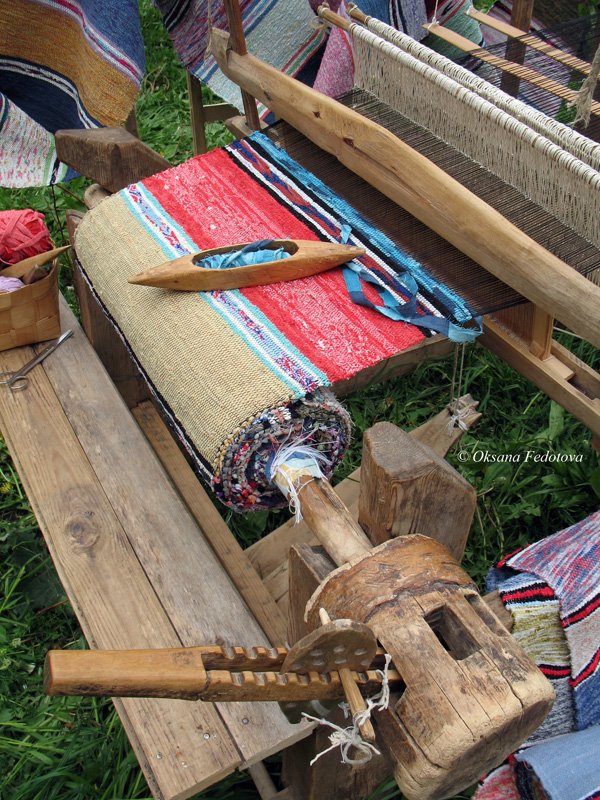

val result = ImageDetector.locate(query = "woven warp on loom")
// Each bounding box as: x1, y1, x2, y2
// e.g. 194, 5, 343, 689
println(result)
0, 0, 144, 187
74, 131, 477, 512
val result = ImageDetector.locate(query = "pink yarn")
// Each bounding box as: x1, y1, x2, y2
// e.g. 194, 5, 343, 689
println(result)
0, 276, 26, 293
0, 209, 52, 265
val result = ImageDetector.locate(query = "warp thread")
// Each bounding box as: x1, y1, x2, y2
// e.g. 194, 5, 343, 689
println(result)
303, 653, 393, 766
0, 210, 52, 266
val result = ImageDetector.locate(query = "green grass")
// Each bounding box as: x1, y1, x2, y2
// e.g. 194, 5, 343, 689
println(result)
1, 1, 600, 798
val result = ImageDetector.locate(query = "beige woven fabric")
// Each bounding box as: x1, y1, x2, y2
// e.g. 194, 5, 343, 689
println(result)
75, 195, 296, 465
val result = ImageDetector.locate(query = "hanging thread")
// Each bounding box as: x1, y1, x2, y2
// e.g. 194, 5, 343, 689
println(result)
572, 41, 600, 129
447, 341, 469, 433
303, 653, 393, 765
269, 432, 332, 523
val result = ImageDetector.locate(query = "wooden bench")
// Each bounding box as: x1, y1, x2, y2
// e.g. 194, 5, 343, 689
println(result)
0, 296, 315, 799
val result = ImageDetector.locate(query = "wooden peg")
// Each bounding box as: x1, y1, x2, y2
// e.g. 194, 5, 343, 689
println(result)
317, 609, 377, 745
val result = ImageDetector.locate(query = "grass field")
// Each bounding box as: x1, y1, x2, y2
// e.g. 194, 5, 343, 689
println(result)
0, 2, 599, 798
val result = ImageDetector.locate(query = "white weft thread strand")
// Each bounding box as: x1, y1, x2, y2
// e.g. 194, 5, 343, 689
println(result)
303, 653, 393, 766
269, 433, 332, 523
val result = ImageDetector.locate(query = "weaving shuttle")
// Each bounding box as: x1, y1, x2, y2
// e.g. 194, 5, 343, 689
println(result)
128, 239, 365, 290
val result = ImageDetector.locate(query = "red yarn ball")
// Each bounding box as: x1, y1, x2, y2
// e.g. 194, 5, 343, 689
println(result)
0, 209, 53, 266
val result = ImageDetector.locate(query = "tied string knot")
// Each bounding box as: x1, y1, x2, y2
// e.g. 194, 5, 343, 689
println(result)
303, 653, 393, 766
268, 433, 333, 523
447, 398, 469, 434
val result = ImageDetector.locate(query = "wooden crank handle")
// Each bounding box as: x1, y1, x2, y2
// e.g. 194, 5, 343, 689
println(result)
44, 647, 208, 700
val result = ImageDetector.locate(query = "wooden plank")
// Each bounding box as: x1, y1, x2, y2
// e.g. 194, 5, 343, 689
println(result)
132, 400, 288, 647
187, 71, 208, 155
210, 28, 600, 350
223, 0, 261, 131
55, 127, 171, 193
66, 210, 151, 410
468, 8, 596, 76
0, 329, 239, 800
358, 422, 476, 560
41, 299, 310, 766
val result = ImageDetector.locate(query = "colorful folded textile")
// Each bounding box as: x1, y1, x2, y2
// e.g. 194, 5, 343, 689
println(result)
475, 764, 521, 800
496, 512, 600, 732
74, 131, 479, 511
155, 0, 327, 115
498, 571, 575, 743
514, 726, 600, 800
0, 0, 144, 187
477, 514, 600, 800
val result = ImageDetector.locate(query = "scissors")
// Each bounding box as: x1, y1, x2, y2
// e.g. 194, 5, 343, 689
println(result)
0, 330, 73, 391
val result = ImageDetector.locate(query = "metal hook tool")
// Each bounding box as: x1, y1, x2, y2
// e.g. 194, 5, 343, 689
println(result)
0, 329, 73, 391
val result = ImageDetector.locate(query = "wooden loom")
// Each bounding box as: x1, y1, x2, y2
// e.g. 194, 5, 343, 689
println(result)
18, 1, 600, 799
313, 3, 600, 444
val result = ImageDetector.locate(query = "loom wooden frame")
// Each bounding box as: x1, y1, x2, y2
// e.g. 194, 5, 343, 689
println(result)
3, 0, 596, 797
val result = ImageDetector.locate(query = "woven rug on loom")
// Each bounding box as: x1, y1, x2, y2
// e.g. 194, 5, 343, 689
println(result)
0, 0, 144, 187
74, 131, 478, 512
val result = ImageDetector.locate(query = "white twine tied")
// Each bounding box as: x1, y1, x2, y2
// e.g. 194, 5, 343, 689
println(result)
303, 653, 393, 766
571, 40, 600, 129
447, 341, 469, 434
269, 433, 333, 524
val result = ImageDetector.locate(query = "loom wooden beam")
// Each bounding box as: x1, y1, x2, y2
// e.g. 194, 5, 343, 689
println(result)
55, 128, 171, 193
467, 8, 596, 76
499, 0, 534, 96
423, 22, 600, 117
481, 317, 600, 437
209, 28, 600, 351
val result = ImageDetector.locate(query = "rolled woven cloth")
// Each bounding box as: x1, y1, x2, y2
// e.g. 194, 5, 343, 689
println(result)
74, 132, 479, 512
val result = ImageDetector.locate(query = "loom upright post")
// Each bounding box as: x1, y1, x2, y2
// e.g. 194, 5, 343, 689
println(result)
223, 0, 261, 131
500, 0, 534, 96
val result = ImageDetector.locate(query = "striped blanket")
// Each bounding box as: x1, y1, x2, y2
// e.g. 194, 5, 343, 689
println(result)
0, 0, 144, 187
155, 0, 328, 115
74, 131, 479, 512
477, 511, 600, 800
